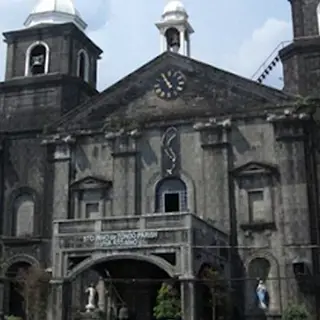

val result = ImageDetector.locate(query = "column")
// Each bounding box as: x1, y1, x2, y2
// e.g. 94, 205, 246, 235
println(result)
48, 280, 70, 320
187, 39, 191, 57
270, 112, 311, 309
179, 29, 185, 55
160, 32, 167, 53
96, 277, 106, 312
0, 282, 4, 320
52, 142, 72, 220
180, 279, 196, 320
195, 119, 232, 232
107, 131, 140, 216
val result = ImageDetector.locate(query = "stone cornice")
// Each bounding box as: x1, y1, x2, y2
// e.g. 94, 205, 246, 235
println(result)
105, 128, 142, 140
266, 109, 311, 123
193, 117, 232, 131
41, 134, 76, 145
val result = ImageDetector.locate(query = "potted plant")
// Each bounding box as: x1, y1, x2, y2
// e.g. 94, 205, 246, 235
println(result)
282, 303, 310, 320
153, 282, 181, 320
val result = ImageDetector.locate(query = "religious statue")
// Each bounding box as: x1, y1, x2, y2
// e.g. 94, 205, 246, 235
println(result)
256, 279, 269, 310
118, 304, 129, 320
85, 283, 96, 312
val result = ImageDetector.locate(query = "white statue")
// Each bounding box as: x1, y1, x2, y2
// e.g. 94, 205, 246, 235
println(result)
256, 280, 269, 310
85, 283, 96, 312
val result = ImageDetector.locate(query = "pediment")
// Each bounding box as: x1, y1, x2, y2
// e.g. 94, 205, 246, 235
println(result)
70, 176, 112, 190
231, 161, 278, 177
50, 52, 294, 132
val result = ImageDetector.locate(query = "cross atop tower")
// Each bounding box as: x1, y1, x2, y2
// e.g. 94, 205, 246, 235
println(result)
24, 0, 87, 31
155, 0, 194, 57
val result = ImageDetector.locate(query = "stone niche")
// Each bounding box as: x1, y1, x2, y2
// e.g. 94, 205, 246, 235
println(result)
231, 161, 279, 232
69, 176, 112, 219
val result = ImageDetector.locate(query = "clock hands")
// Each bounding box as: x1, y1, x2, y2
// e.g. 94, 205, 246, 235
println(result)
154, 70, 186, 100
161, 73, 173, 89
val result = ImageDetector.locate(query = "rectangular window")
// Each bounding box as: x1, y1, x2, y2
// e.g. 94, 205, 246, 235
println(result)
164, 193, 180, 212
248, 190, 264, 222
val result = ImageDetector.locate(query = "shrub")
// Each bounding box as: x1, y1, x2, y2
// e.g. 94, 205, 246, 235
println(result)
153, 282, 181, 320
282, 303, 310, 320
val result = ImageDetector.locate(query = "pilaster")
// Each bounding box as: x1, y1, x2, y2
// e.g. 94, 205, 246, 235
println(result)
105, 129, 141, 216
194, 118, 232, 232
42, 134, 75, 220
48, 279, 71, 320
0, 138, 4, 235
0, 282, 4, 320
180, 278, 196, 320
267, 110, 312, 308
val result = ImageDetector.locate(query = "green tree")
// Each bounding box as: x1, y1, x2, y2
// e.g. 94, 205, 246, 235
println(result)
282, 303, 310, 320
153, 282, 181, 320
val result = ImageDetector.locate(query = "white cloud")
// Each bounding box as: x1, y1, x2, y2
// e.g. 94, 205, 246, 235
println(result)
219, 18, 292, 88
0, 1, 293, 90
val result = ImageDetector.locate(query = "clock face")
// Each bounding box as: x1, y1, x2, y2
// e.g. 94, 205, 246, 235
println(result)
154, 70, 186, 100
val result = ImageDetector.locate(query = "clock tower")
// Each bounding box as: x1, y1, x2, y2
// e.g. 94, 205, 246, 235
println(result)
155, 0, 194, 57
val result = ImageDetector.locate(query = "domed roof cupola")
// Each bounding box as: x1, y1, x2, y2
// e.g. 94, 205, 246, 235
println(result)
156, 0, 194, 57
24, 0, 87, 31
162, 0, 188, 21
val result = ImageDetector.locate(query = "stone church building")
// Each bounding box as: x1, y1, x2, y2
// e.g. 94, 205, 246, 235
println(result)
0, 0, 320, 319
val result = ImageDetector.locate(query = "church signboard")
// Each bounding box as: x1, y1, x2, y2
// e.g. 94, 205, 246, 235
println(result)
82, 231, 159, 248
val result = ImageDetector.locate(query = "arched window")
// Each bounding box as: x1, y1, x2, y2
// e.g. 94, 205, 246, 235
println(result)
77, 50, 89, 82
165, 27, 180, 52
13, 194, 35, 237
25, 41, 49, 76
155, 178, 188, 213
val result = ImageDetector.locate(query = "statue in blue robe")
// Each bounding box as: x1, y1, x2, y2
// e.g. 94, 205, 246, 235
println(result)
256, 280, 269, 310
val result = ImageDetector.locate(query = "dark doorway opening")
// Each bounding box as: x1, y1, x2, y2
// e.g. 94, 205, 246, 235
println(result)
164, 193, 180, 212
6, 262, 31, 319
74, 259, 172, 320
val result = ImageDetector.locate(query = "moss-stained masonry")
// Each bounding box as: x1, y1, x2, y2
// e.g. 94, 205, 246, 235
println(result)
1, 2, 320, 319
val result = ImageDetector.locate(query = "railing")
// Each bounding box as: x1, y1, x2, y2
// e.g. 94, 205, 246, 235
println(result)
53, 212, 228, 251
54, 212, 192, 234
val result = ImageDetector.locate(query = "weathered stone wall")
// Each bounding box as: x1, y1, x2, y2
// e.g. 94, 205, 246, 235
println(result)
62, 112, 314, 317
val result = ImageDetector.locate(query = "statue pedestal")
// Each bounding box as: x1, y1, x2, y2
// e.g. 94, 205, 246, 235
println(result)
74, 310, 105, 320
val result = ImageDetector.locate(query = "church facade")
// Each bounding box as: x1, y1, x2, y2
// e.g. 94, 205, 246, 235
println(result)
0, 1, 320, 320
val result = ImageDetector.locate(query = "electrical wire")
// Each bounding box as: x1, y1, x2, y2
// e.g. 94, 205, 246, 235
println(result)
0, 275, 311, 283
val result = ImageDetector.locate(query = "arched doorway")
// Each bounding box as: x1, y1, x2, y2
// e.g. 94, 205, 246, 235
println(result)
69, 257, 175, 320
5, 261, 31, 319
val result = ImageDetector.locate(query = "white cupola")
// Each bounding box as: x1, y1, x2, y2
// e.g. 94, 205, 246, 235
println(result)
155, 0, 194, 56
24, 0, 87, 31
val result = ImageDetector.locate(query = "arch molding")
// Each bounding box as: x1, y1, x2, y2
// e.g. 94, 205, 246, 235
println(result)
66, 252, 176, 281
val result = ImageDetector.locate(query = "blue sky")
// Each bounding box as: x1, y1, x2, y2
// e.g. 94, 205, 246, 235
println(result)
0, 0, 292, 91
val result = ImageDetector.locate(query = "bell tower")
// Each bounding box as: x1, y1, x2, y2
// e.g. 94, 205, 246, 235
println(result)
3, 0, 102, 88
155, 0, 194, 57
0, 0, 103, 125
280, 0, 320, 96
